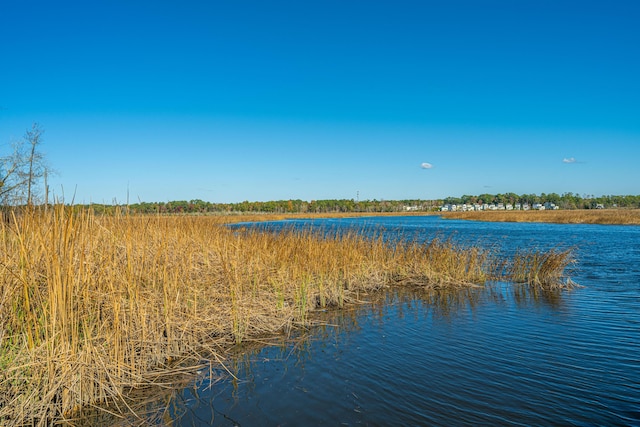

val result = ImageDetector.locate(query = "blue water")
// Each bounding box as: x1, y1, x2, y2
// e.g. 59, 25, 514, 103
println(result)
171, 216, 640, 426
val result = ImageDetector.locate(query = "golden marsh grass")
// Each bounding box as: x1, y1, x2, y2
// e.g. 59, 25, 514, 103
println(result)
441, 208, 640, 225
0, 207, 573, 425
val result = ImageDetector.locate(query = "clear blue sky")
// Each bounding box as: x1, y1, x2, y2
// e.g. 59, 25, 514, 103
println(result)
1, 0, 639, 204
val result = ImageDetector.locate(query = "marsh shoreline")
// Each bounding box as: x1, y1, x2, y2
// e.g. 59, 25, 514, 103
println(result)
226, 208, 640, 225
439, 208, 640, 225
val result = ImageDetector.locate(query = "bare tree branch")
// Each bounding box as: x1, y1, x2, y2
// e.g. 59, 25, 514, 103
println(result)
1, 123, 51, 206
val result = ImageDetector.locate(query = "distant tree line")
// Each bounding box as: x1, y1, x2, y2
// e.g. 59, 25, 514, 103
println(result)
73, 193, 640, 215
119, 198, 440, 215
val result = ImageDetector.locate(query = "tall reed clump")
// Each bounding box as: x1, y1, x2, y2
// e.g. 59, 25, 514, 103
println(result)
0, 207, 233, 424
0, 207, 574, 425
506, 248, 576, 289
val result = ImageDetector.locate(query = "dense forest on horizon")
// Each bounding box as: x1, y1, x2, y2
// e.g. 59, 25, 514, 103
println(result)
76, 192, 640, 215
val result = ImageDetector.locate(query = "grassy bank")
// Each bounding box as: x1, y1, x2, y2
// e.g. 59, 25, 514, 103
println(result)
441, 208, 640, 225
0, 207, 573, 425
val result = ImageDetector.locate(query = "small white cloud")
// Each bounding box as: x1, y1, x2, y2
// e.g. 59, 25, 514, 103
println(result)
420, 162, 433, 169
563, 157, 577, 164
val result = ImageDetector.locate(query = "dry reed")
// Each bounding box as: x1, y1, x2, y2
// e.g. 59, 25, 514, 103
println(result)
506, 248, 576, 289
442, 209, 640, 225
0, 206, 573, 425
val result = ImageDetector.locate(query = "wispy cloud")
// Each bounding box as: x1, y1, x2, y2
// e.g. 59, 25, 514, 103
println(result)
420, 162, 433, 169
562, 157, 577, 164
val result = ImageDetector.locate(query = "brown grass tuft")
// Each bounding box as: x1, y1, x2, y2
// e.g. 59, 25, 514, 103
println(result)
506, 248, 576, 289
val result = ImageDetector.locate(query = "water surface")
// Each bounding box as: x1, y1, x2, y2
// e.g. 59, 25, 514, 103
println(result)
170, 216, 640, 426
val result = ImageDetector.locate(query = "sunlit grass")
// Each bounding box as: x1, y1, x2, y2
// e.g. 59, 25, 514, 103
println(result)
441, 208, 640, 225
506, 248, 577, 289
0, 207, 573, 425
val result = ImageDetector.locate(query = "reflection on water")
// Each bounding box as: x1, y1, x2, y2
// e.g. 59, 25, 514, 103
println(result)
160, 287, 487, 424
159, 284, 591, 426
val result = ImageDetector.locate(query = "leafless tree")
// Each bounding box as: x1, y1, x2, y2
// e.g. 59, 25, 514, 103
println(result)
1, 123, 50, 206
0, 142, 24, 205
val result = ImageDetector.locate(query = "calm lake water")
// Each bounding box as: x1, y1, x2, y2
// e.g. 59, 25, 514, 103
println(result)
167, 216, 639, 426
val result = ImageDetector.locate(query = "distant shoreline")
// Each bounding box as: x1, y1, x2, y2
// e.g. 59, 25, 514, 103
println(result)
219, 209, 640, 226
438, 209, 640, 225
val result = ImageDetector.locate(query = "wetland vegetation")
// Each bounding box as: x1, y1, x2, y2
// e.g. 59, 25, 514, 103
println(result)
0, 206, 575, 425
441, 208, 640, 225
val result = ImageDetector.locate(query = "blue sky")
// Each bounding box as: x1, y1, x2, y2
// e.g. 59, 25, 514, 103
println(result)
1, 0, 639, 203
